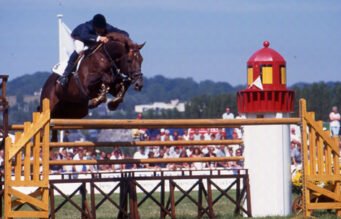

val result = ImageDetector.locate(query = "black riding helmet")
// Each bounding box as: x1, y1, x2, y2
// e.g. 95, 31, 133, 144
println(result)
93, 14, 107, 29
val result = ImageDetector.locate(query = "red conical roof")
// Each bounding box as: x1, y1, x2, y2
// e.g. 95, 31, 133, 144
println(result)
247, 41, 285, 64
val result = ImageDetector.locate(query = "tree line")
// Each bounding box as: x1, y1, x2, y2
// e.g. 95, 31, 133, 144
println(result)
4, 72, 341, 123
142, 82, 341, 121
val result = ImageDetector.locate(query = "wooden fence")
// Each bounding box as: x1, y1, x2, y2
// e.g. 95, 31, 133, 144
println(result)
4, 99, 50, 218
3, 98, 341, 218
300, 99, 341, 217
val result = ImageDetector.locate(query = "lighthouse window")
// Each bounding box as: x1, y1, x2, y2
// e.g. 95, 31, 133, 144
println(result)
281, 66, 286, 84
247, 67, 253, 85
261, 66, 273, 84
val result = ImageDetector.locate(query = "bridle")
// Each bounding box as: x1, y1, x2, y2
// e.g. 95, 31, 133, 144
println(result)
102, 41, 143, 84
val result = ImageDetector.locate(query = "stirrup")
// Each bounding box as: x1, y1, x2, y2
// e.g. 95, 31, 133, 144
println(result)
57, 76, 68, 88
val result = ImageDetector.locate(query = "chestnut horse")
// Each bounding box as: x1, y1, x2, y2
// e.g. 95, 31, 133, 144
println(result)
40, 32, 144, 119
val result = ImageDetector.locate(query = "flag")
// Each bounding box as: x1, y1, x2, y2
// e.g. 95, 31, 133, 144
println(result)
248, 75, 263, 90
58, 15, 75, 63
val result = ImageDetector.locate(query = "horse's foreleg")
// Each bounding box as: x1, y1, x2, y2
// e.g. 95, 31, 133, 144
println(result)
107, 82, 126, 111
88, 83, 110, 109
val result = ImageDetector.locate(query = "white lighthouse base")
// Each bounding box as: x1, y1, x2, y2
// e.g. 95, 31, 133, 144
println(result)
243, 113, 291, 217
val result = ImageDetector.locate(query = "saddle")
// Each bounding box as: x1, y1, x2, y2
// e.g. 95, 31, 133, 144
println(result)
52, 44, 101, 76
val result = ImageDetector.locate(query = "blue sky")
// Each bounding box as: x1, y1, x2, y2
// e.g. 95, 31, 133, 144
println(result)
0, 0, 340, 86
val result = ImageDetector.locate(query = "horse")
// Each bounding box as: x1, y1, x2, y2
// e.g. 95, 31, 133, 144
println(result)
40, 32, 144, 140
41, 32, 144, 118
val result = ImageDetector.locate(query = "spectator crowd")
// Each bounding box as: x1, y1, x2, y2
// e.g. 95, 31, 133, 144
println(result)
47, 109, 245, 174
49, 126, 245, 174
2, 105, 340, 176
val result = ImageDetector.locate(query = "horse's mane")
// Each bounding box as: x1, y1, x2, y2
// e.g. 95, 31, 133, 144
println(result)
106, 32, 135, 48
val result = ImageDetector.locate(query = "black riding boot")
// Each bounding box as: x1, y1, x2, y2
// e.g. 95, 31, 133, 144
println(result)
58, 51, 79, 88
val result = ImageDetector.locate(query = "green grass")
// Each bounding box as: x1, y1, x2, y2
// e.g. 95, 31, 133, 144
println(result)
52, 190, 240, 219
7, 191, 340, 219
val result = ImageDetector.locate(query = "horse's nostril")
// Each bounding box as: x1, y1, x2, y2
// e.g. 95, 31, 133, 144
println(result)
135, 83, 142, 91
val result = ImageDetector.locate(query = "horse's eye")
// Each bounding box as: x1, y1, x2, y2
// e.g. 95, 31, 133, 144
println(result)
127, 59, 133, 63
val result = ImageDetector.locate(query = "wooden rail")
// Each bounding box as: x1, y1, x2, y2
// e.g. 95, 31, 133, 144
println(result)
49, 139, 243, 148
49, 156, 244, 166
10, 117, 301, 130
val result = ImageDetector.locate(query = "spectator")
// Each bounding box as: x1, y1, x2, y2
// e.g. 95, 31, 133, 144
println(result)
235, 149, 244, 167
177, 150, 190, 169
291, 143, 302, 166
98, 151, 108, 171
205, 146, 217, 168
147, 151, 160, 170
229, 132, 241, 155
290, 142, 297, 165
73, 147, 84, 160
172, 130, 180, 141
215, 129, 224, 140
183, 129, 190, 141
290, 126, 301, 148
132, 113, 146, 140
110, 149, 124, 171
155, 149, 167, 169
164, 129, 174, 141
214, 145, 227, 167
329, 106, 340, 136
226, 147, 235, 167
222, 107, 235, 139
63, 130, 70, 142
124, 154, 134, 170
160, 129, 166, 141
201, 145, 209, 156
50, 151, 62, 173
58, 147, 67, 160
193, 129, 201, 140
204, 129, 212, 140
62, 152, 75, 173
133, 147, 148, 168
95, 149, 101, 160
214, 145, 226, 157
89, 152, 99, 172
169, 146, 181, 158
146, 128, 160, 140
235, 113, 245, 139
151, 146, 160, 158
74, 150, 89, 173
191, 147, 204, 170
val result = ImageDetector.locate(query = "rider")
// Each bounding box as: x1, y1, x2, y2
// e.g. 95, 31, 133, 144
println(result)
57, 14, 129, 88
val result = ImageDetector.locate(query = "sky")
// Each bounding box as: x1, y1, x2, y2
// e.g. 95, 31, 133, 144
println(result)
0, 0, 340, 86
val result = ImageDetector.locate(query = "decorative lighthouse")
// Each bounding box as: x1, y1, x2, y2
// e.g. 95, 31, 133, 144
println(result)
237, 41, 294, 216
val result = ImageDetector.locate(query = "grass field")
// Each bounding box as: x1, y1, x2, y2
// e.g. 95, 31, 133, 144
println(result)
46, 191, 339, 219
53, 190, 239, 219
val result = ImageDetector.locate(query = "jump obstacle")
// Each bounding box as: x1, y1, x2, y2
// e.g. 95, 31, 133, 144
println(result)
4, 97, 341, 218
2, 99, 341, 218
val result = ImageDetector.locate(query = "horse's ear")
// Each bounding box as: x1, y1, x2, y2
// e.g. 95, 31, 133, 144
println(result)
138, 42, 146, 50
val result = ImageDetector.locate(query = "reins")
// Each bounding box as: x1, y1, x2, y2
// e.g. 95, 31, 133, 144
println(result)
70, 40, 142, 100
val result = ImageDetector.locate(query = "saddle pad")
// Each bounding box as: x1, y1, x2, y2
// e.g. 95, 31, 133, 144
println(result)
52, 62, 68, 76
52, 56, 84, 76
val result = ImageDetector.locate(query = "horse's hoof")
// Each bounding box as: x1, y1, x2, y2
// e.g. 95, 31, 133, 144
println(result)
107, 98, 123, 110
89, 96, 107, 109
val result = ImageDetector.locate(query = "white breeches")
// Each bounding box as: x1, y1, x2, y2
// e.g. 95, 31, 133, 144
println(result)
74, 40, 89, 54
